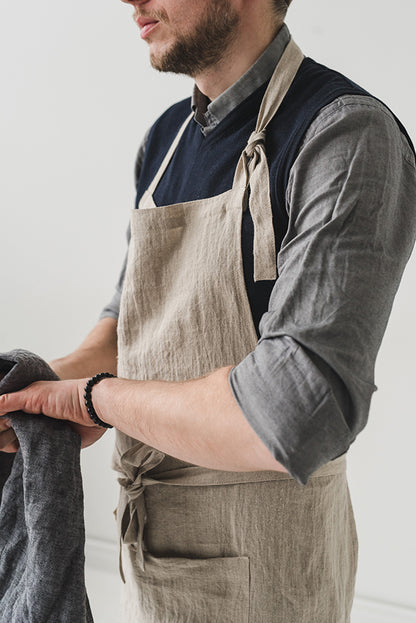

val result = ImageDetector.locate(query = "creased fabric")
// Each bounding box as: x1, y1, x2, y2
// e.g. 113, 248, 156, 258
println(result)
101, 38, 416, 485
114, 39, 358, 622
0, 349, 93, 623
229, 96, 416, 483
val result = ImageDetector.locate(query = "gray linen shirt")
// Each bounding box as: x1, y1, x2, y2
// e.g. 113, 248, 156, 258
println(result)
100, 25, 416, 483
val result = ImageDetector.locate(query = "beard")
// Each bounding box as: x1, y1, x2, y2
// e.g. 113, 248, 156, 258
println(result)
149, 0, 240, 77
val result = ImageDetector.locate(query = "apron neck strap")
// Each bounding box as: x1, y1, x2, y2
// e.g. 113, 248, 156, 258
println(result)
255, 38, 304, 134
145, 112, 194, 199
143, 40, 304, 283
233, 38, 304, 282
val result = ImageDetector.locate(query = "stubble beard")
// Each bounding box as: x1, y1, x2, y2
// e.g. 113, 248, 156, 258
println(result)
149, 0, 240, 77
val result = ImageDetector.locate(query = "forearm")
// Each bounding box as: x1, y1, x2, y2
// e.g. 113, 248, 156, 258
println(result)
92, 365, 287, 473
1, 332, 287, 471
50, 317, 118, 380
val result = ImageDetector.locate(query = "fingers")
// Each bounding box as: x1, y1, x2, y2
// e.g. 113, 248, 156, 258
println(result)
0, 381, 45, 418
0, 390, 28, 417
0, 420, 19, 453
0, 418, 12, 433
0, 379, 89, 426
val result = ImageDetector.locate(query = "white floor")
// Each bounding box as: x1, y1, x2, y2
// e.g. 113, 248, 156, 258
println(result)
85, 563, 416, 623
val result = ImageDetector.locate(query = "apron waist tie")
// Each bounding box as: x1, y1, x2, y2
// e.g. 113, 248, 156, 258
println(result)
115, 444, 166, 578
116, 446, 347, 578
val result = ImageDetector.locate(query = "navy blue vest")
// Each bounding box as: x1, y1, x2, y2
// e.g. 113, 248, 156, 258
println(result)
135, 58, 414, 336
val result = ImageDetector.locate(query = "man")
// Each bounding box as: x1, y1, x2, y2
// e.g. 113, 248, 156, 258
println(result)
1, 0, 415, 621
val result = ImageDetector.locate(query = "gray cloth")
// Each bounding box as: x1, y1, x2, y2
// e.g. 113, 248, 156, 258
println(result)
0, 349, 93, 623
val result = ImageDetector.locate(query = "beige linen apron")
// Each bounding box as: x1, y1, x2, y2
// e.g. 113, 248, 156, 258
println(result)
114, 39, 358, 623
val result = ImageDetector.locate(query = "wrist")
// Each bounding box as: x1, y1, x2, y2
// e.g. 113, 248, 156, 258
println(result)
83, 373, 116, 428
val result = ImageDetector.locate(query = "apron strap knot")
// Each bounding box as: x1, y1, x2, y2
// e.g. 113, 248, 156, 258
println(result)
246, 148, 277, 282
246, 130, 267, 159
233, 129, 277, 282
115, 444, 166, 579
117, 480, 147, 576
232, 39, 304, 282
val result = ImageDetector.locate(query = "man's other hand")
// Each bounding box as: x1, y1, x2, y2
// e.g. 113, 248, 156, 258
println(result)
0, 417, 19, 453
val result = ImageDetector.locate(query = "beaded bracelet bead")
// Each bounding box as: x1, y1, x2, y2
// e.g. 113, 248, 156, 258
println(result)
83, 372, 116, 429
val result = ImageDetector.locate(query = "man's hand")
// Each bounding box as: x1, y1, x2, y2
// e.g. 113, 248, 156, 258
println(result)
0, 379, 107, 449
0, 418, 19, 453
0, 318, 117, 453
0, 370, 19, 453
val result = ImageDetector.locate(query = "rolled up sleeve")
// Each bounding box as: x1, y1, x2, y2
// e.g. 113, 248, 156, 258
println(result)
229, 95, 416, 484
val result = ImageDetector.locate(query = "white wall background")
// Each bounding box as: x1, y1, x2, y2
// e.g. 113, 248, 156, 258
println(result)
1, 0, 415, 620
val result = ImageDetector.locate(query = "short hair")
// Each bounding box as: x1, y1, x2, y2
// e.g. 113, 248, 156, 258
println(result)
272, 0, 291, 19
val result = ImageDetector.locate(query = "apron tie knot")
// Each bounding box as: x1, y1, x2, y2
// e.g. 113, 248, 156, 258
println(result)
245, 129, 267, 160
115, 444, 165, 577
237, 128, 277, 282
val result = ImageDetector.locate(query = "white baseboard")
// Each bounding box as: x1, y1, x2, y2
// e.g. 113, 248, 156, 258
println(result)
85, 538, 416, 623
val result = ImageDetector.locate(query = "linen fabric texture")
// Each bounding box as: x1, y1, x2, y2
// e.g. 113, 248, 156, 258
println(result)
0, 349, 93, 623
114, 40, 358, 623
102, 29, 416, 484
117, 450, 356, 623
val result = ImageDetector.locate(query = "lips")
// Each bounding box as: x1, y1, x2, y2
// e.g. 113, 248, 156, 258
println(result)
135, 15, 160, 39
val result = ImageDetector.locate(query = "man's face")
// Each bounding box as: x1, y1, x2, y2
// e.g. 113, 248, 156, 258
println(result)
130, 0, 240, 77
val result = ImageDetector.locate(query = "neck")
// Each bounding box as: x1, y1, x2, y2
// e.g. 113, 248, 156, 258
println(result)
195, 19, 283, 101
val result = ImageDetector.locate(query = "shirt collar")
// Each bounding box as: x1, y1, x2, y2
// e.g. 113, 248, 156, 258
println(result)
191, 23, 291, 135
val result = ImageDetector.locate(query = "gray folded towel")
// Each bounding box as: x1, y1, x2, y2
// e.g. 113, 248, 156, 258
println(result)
0, 349, 93, 623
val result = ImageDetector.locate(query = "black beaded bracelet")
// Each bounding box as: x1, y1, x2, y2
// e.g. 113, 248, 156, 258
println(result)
84, 372, 116, 429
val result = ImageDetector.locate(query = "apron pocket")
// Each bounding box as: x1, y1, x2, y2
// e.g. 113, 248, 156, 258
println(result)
126, 551, 250, 623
